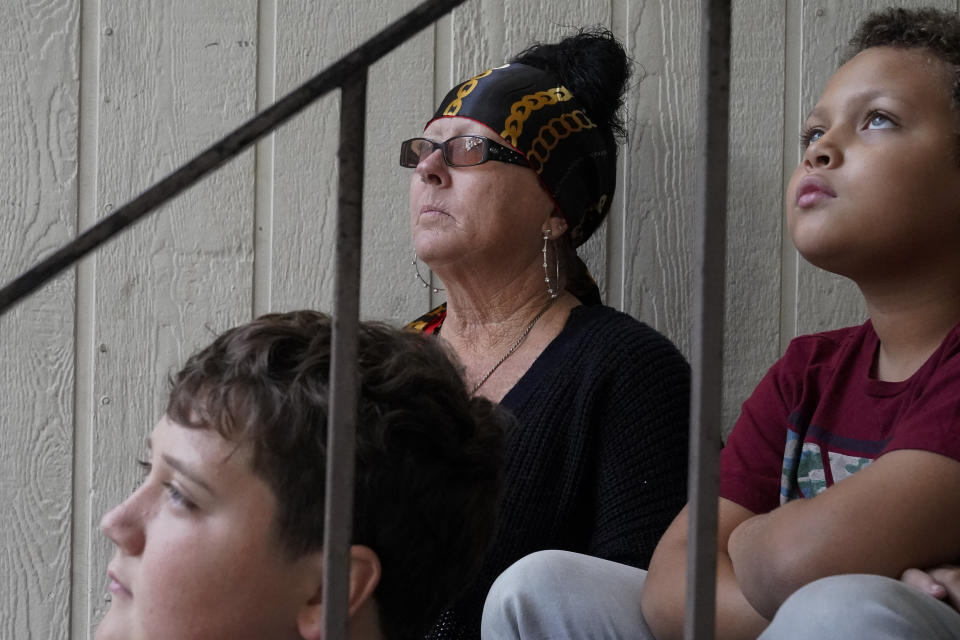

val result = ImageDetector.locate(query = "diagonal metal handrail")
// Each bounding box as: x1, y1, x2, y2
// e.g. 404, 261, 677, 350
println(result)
685, 1, 732, 639
0, 0, 468, 316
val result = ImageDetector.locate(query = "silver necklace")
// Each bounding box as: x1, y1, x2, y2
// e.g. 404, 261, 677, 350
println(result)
472, 297, 557, 394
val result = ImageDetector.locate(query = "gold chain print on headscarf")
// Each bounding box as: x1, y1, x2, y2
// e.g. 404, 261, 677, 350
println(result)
525, 110, 598, 174
499, 86, 573, 147
442, 66, 504, 116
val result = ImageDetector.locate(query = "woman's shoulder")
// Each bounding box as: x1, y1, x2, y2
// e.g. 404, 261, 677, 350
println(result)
565, 305, 683, 357
546, 305, 690, 388
504, 303, 689, 412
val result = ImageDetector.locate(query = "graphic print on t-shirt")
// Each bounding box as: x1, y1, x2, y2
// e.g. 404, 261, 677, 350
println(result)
780, 419, 879, 504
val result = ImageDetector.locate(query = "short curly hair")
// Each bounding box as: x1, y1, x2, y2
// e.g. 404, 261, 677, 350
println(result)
846, 7, 960, 160
166, 310, 507, 640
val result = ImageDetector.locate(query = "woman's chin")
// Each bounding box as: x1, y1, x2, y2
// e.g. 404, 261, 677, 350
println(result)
413, 237, 459, 267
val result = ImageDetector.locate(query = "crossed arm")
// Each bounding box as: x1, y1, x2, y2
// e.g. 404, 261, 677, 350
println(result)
641, 449, 960, 640
640, 498, 766, 640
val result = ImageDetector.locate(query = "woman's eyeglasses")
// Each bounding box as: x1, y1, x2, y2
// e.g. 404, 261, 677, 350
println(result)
399, 135, 529, 168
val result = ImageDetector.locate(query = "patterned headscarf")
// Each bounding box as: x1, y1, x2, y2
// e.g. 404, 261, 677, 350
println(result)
428, 63, 615, 248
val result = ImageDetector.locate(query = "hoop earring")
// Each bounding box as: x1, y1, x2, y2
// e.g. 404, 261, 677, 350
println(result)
542, 231, 559, 299
412, 251, 444, 293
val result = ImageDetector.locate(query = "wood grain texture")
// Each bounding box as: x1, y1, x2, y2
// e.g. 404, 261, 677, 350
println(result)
87, 1, 258, 636
722, 0, 787, 436
271, 0, 436, 324
0, 1, 79, 639
620, 0, 700, 354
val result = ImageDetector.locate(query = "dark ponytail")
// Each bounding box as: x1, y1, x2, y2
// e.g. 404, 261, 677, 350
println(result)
512, 28, 631, 304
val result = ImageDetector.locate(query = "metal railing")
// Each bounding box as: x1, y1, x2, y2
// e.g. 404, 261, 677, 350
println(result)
0, 1, 731, 638
686, 2, 731, 638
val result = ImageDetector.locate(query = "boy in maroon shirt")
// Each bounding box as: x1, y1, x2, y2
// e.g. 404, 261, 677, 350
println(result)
644, 7, 960, 638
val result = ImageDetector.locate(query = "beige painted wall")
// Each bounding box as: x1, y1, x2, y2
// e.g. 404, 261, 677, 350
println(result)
1, 0, 956, 636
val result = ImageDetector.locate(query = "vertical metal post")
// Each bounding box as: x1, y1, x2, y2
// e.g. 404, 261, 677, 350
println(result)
685, 1, 731, 639
323, 70, 367, 640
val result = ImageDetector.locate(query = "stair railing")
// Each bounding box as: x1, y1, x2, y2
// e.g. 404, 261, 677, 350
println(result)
0, 1, 731, 638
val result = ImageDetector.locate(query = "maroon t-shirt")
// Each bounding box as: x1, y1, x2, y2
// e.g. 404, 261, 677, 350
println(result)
721, 320, 960, 515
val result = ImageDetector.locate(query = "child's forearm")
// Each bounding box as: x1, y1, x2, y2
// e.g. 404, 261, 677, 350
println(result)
714, 551, 771, 640
644, 536, 768, 639
726, 500, 839, 618
728, 499, 856, 617
727, 511, 793, 618
729, 450, 960, 618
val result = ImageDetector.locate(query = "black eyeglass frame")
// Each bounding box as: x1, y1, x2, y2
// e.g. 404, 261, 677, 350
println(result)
399, 135, 529, 168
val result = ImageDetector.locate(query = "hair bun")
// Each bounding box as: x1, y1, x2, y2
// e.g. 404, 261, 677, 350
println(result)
510, 28, 631, 140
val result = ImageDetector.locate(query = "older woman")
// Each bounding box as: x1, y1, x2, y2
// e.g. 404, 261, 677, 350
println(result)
403, 30, 690, 639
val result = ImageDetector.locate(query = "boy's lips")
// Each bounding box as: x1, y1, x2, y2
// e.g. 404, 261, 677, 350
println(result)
795, 175, 836, 208
108, 569, 133, 598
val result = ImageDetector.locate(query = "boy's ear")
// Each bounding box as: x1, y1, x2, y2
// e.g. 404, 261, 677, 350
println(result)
297, 545, 382, 640
346, 544, 382, 618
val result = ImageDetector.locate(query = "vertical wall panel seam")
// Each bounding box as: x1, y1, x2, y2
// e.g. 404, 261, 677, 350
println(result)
779, 0, 801, 349
428, 14, 454, 309
253, 0, 277, 317
486, 0, 504, 63
611, 0, 628, 310
70, 0, 101, 636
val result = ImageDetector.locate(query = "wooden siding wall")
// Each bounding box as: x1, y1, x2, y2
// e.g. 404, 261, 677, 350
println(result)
1, 0, 956, 636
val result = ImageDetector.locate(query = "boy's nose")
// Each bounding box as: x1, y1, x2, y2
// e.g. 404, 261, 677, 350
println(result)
804, 136, 841, 170
100, 492, 147, 556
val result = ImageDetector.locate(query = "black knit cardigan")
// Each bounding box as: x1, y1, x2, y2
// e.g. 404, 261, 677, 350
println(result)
425, 304, 690, 639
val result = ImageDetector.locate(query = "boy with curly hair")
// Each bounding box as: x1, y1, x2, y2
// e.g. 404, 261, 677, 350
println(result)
96, 310, 508, 640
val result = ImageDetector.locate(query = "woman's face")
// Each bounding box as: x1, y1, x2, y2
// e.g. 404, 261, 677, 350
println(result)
96, 415, 319, 640
409, 117, 557, 273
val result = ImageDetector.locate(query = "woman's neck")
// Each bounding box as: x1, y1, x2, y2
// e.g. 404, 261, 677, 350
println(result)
443, 286, 557, 351
427, 245, 577, 399
443, 289, 578, 402
436, 252, 562, 344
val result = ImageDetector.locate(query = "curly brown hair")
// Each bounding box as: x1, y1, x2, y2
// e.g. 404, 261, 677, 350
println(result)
166, 310, 507, 640
846, 7, 960, 160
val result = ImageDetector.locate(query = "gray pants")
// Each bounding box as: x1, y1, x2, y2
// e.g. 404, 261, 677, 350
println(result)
760, 574, 960, 640
481, 551, 960, 639
481, 550, 654, 639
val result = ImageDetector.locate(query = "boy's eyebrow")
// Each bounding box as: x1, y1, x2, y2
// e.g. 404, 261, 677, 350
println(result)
162, 453, 216, 496
844, 87, 900, 105
807, 88, 904, 121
